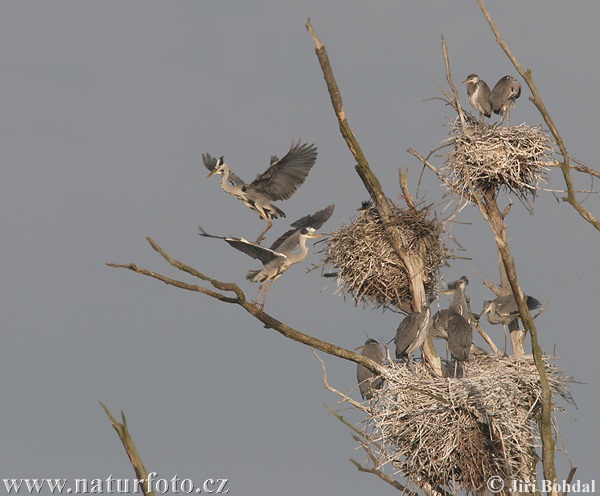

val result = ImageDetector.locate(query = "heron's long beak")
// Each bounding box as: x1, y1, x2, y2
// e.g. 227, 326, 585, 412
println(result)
355, 345, 365, 351
206, 169, 218, 179
307, 232, 323, 239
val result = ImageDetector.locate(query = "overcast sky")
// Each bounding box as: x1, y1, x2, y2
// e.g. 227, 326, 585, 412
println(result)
1, 2, 598, 494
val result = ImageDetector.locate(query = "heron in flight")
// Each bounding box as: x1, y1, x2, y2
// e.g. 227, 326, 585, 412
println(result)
490, 75, 522, 125
481, 293, 541, 352
203, 139, 317, 244
462, 74, 492, 122
356, 339, 385, 400
198, 205, 334, 311
395, 294, 436, 370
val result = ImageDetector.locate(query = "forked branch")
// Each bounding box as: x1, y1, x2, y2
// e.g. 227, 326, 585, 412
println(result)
107, 238, 389, 377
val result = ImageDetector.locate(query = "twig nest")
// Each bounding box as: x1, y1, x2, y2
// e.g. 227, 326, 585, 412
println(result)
442, 122, 555, 201
323, 202, 449, 310
362, 355, 572, 493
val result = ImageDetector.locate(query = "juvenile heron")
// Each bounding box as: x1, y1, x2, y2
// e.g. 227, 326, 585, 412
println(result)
447, 310, 473, 373
203, 139, 318, 243
395, 294, 435, 369
431, 276, 469, 340
462, 74, 492, 122
481, 294, 541, 352
198, 205, 334, 311
356, 339, 385, 400
490, 75, 522, 125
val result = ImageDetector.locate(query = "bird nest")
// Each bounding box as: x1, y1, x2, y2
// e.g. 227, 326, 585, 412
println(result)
440, 122, 555, 202
323, 203, 450, 310
357, 354, 572, 493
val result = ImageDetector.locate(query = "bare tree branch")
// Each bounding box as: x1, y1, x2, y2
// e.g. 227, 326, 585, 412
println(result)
107, 239, 390, 378
476, 0, 600, 233
306, 19, 442, 376
100, 403, 156, 496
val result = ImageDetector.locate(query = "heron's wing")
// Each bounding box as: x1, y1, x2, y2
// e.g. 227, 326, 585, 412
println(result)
269, 204, 334, 251
224, 238, 283, 265
198, 225, 227, 240
202, 153, 218, 172
394, 312, 419, 357
248, 139, 317, 201
290, 204, 334, 230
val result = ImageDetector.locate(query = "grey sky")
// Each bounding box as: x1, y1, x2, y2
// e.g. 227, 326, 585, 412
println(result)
1, 2, 598, 494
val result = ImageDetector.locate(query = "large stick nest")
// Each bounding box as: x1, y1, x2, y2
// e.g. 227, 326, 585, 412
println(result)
323, 202, 450, 310
441, 122, 555, 202
358, 354, 573, 493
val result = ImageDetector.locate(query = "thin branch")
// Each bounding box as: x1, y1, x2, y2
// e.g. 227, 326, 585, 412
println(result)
100, 403, 156, 496
349, 457, 415, 494
476, 0, 600, 233
108, 239, 389, 377
106, 262, 239, 304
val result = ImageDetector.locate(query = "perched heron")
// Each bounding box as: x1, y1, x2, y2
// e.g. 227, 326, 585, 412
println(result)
203, 139, 318, 243
481, 294, 541, 352
198, 205, 334, 311
447, 308, 473, 377
395, 294, 436, 369
431, 276, 469, 340
356, 339, 385, 400
462, 74, 492, 122
490, 75, 522, 125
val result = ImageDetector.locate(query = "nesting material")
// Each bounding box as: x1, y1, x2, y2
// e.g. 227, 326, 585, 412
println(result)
359, 355, 572, 493
442, 122, 555, 201
323, 202, 450, 309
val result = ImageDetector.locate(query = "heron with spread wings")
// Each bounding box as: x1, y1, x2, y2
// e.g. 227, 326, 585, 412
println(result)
198, 205, 334, 311
203, 139, 318, 244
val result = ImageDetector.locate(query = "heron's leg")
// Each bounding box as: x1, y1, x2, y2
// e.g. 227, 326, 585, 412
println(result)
502, 324, 509, 355
255, 219, 273, 245
258, 278, 278, 312
253, 283, 265, 308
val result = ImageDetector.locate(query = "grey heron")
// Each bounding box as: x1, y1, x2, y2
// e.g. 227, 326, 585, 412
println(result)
431, 276, 469, 340
490, 75, 522, 125
356, 339, 385, 400
481, 294, 541, 352
395, 294, 436, 369
198, 205, 334, 311
431, 276, 473, 373
462, 74, 492, 122
203, 139, 318, 243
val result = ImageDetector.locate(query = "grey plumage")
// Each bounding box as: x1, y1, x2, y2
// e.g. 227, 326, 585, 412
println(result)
462, 74, 492, 121
431, 276, 469, 340
395, 295, 435, 367
490, 75, 522, 125
481, 294, 541, 326
481, 293, 541, 352
203, 139, 318, 243
431, 277, 473, 371
357, 339, 385, 400
198, 205, 334, 311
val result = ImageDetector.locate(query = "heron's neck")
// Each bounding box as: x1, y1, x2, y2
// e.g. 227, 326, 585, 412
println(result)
219, 165, 234, 194
298, 236, 310, 261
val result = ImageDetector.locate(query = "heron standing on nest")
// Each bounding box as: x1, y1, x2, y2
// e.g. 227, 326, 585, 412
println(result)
462, 74, 492, 122
481, 294, 541, 352
431, 276, 470, 340
490, 75, 522, 125
198, 205, 333, 312
356, 339, 385, 400
394, 294, 435, 370
203, 139, 318, 244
